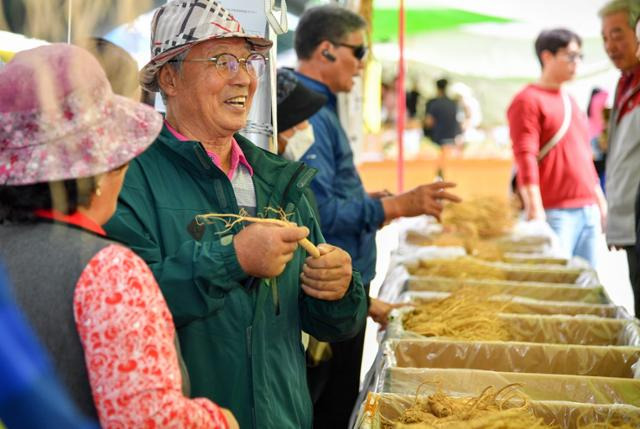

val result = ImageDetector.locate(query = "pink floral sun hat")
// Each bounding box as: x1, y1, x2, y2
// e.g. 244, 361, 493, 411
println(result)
0, 43, 163, 186
140, 0, 273, 92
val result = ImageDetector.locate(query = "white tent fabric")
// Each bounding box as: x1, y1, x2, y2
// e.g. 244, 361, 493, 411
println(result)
0, 30, 48, 53
372, 0, 619, 125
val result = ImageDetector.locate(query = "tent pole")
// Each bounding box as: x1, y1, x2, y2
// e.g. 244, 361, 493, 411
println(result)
67, 0, 72, 43
396, 0, 405, 193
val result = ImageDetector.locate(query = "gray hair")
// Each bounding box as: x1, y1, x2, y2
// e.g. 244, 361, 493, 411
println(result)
598, 0, 640, 28
158, 48, 190, 104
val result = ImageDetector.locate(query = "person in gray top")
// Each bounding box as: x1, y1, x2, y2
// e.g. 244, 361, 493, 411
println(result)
599, 0, 640, 316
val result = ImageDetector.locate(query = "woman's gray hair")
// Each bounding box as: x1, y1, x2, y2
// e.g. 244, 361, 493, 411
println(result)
598, 0, 640, 28
158, 48, 191, 104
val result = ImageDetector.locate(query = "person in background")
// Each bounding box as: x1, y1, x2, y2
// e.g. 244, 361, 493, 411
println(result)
599, 0, 640, 316
293, 5, 461, 427
104, 1, 368, 428
276, 67, 327, 160
80, 37, 157, 107
405, 84, 420, 119
79, 37, 140, 100
0, 44, 236, 428
586, 87, 609, 189
0, 263, 98, 429
423, 78, 462, 145
507, 28, 606, 269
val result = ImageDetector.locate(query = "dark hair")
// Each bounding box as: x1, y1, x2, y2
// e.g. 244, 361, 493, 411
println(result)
294, 5, 367, 60
534, 28, 582, 66
436, 78, 448, 91
0, 177, 98, 223
587, 87, 605, 117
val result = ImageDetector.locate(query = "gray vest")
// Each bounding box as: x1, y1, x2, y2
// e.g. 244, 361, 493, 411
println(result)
0, 221, 110, 418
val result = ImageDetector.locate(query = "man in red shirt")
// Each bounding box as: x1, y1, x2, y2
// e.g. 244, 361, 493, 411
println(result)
507, 28, 607, 268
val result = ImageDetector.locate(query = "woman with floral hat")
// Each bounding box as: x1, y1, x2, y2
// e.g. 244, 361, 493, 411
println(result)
0, 44, 237, 428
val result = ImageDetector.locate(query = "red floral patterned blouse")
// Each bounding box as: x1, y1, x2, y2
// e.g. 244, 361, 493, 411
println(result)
73, 244, 228, 429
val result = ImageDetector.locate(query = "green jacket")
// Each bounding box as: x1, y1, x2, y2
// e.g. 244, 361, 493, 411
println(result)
104, 125, 367, 429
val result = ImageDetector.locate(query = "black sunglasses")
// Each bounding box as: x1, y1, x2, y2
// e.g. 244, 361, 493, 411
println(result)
331, 42, 367, 60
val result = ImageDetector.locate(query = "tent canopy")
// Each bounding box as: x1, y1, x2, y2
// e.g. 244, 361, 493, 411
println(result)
373, 7, 512, 42
0, 0, 306, 42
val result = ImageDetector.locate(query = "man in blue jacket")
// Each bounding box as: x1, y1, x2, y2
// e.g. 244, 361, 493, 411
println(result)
294, 5, 461, 427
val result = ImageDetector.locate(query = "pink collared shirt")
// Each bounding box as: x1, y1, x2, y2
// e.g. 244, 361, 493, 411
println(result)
164, 119, 254, 180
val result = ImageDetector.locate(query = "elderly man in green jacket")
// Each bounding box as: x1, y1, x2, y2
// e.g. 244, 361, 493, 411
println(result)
104, 1, 368, 428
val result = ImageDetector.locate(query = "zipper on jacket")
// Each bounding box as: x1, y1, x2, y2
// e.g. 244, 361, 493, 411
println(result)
246, 325, 257, 428
279, 163, 306, 209
277, 164, 317, 310
271, 277, 280, 316
274, 165, 306, 318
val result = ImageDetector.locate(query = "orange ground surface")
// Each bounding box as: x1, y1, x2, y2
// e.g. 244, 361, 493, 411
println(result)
357, 158, 514, 200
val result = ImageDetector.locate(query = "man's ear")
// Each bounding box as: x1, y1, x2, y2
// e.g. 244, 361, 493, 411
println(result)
314, 40, 335, 61
540, 50, 554, 66
158, 65, 179, 97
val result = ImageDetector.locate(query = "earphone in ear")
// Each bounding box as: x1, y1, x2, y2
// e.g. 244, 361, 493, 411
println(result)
322, 49, 336, 62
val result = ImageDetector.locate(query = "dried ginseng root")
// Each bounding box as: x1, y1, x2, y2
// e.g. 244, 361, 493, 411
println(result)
383, 383, 556, 429
441, 196, 516, 239
195, 207, 320, 258
411, 257, 507, 281
402, 288, 511, 341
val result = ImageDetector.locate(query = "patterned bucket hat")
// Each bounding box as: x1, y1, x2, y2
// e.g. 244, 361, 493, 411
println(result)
0, 43, 163, 186
140, 0, 273, 92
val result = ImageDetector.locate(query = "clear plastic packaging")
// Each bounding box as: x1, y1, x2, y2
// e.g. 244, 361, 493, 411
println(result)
377, 367, 640, 407
384, 339, 640, 378
407, 257, 596, 286
407, 276, 607, 303
399, 291, 630, 318
355, 392, 640, 429
388, 308, 640, 346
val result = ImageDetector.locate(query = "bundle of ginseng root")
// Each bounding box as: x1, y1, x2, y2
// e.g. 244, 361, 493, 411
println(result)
381, 383, 639, 429
409, 257, 507, 281
382, 383, 550, 429
441, 196, 516, 240
402, 288, 511, 341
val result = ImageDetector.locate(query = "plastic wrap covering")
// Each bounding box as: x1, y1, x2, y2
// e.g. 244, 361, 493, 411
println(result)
400, 291, 630, 318
407, 276, 607, 303
378, 367, 640, 407
408, 257, 593, 285
501, 313, 640, 346
397, 215, 558, 256
385, 339, 640, 378
355, 392, 640, 429
502, 254, 570, 266
389, 308, 640, 346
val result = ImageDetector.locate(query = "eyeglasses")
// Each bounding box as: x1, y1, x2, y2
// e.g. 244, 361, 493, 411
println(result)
168, 52, 268, 79
558, 52, 584, 63
331, 42, 367, 60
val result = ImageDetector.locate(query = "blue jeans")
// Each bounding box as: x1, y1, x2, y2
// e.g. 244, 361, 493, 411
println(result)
545, 205, 600, 268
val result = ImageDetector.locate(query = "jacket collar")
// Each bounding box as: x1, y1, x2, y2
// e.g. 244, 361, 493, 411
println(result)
293, 71, 337, 112
155, 123, 317, 209
235, 133, 317, 210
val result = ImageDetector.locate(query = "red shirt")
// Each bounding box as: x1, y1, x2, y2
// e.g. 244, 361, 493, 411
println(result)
614, 64, 640, 122
34, 210, 229, 428
507, 84, 599, 209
